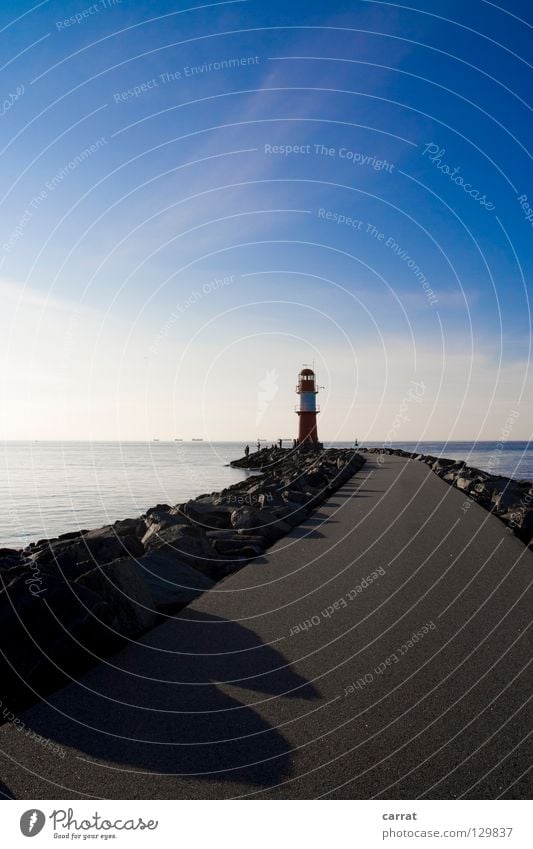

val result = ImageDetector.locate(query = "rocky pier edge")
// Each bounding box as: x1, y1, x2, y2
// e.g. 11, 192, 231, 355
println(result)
0, 447, 365, 716
362, 447, 533, 547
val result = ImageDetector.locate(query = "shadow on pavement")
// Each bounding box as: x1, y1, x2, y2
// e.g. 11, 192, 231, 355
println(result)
0, 780, 13, 799
19, 611, 319, 789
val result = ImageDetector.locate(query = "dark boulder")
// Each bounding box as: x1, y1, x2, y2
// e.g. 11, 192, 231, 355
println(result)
178, 499, 233, 530
143, 523, 221, 579
0, 568, 116, 716
0, 548, 24, 570
75, 559, 157, 638
455, 472, 478, 492
212, 535, 265, 558
432, 458, 456, 474
491, 482, 525, 513
507, 507, 533, 543
231, 506, 292, 544
27, 527, 144, 575
56, 530, 87, 541
141, 513, 189, 547
112, 517, 146, 538
230, 505, 267, 532
134, 552, 214, 612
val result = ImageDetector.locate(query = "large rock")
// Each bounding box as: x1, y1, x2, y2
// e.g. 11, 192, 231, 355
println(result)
432, 458, 456, 474
134, 552, 214, 612
143, 523, 219, 576
27, 527, 144, 575
455, 472, 477, 492
231, 506, 292, 544
75, 559, 158, 638
0, 566, 116, 716
440, 462, 466, 482
499, 503, 533, 543
212, 536, 265, 558
141, 510, 189, 547
0, 548, 24, 570
230, 505, 267, 532
111, 517, 146, 538
301, 469, 329, 489
178, 499, 233, 530
490, 482, 525, 512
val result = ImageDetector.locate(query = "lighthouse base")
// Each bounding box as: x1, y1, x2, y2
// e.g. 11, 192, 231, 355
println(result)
296, 440, 323, 450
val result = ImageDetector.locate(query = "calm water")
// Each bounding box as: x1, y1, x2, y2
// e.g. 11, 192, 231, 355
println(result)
0, 442, 252, 550
1, 440, 531, 550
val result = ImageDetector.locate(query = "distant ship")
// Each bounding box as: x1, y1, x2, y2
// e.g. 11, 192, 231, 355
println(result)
192, 438, 204, 442
174, 438, 183, 442
152, 438, 160, 442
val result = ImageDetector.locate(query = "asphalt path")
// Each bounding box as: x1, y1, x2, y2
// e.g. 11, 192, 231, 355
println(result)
0, 455, 531, 799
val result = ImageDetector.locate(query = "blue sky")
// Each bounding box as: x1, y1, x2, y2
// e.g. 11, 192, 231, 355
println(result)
0, 0, 531, 440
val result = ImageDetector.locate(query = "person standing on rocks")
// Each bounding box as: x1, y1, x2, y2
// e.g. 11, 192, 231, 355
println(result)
257, 440, 261, 452
244, 445, 250, 457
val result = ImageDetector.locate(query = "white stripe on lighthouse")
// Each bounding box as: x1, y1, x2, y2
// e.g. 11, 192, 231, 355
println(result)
299, 392, 317, 412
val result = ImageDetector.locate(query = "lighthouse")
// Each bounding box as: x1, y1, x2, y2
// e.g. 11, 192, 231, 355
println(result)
296, 367, 321, 447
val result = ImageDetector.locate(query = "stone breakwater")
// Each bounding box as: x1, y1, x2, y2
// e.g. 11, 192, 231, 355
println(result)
363, 447, 533, 546
0, 447, 365, 715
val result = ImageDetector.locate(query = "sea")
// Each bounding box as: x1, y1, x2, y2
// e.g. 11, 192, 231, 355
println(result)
0, 440, 531, 550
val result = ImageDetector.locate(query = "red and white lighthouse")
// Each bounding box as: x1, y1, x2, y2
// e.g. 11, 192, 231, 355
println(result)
296, 367, 321, 446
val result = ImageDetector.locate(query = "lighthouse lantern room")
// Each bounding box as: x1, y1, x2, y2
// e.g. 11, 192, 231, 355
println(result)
296, 367, 322, 447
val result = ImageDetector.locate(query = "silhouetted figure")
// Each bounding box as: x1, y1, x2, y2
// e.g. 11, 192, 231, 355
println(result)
244, 445, 250, 457
278, 438, 283, 449
257, 440, 261, 451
